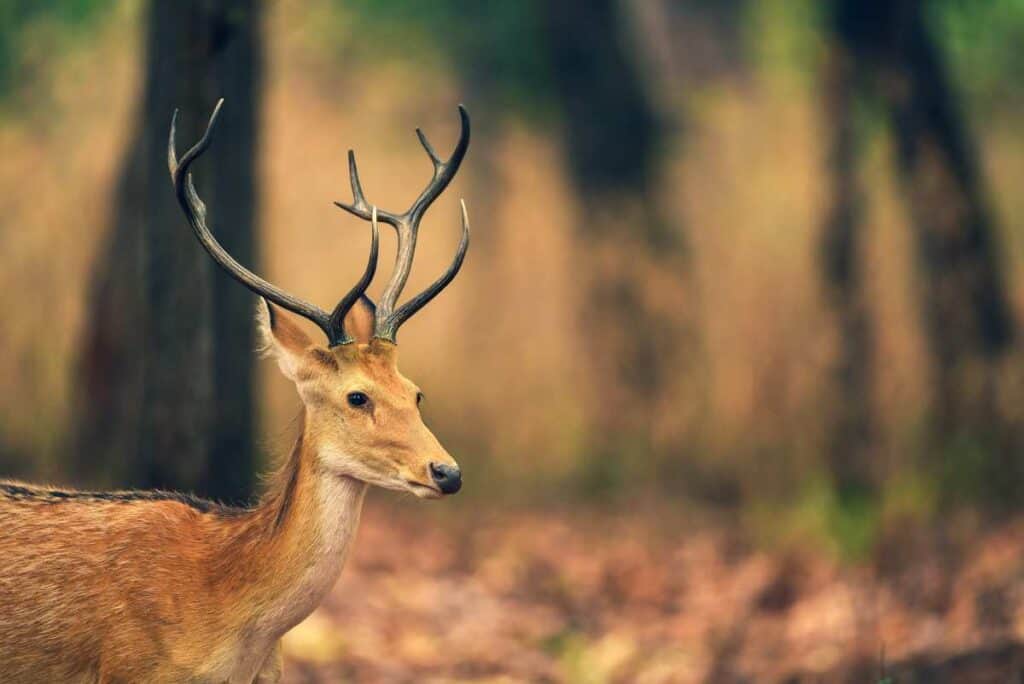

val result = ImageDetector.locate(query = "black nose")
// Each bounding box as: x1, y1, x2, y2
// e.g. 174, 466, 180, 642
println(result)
429, 463, 462, 495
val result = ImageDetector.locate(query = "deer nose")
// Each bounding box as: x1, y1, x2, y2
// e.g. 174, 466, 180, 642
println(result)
429, 463, 462, 495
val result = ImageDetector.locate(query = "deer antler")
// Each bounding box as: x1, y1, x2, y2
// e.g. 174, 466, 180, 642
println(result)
334, 105, 471, 342
169, 99, 380, 347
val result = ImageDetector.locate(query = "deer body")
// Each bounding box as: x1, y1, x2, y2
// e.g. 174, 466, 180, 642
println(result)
0, 104, 471, 682
0, 412, 366, 683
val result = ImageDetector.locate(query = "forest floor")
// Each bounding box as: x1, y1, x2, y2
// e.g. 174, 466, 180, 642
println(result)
280, 499, 1024, 683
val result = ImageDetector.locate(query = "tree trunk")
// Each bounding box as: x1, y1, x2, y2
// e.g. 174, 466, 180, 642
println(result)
828, 0, 1017, 501
74, 0, 262, 503
875, 1, 1013, 435
542, 0, 686, 485
819, 33, 876, 499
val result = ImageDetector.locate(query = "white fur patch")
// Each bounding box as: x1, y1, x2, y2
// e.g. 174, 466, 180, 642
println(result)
254, 299, 303, 381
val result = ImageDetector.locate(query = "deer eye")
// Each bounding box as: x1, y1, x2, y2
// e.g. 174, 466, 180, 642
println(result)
347, 392, 369, 408
416, 392, 425, 406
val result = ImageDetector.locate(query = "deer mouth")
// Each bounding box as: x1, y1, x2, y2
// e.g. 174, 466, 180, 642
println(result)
404, 480, 442, 499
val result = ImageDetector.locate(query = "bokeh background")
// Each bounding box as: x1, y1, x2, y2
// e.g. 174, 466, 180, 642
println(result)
3, 0, 1024, 681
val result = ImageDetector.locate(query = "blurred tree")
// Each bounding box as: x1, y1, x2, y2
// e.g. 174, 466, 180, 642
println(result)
819, 31, 876, 502
877, 1, 1013, 432
74, 0, 262, 503
541, 0, 686, 482
824, 0, 1017, 501
542, 0, 661, 213
628, 0, 747, 104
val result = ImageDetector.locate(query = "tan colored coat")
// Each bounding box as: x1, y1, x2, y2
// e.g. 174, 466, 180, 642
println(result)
0, 419, 365, 683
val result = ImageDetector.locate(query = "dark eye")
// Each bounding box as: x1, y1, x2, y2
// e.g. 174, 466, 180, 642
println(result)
416, 392, 425, 406
347, 392, 369, 408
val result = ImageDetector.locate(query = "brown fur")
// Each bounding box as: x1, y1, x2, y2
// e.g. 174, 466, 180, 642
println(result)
0, 304, 458, 682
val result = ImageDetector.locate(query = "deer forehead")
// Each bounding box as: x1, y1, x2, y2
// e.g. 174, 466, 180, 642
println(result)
330, 342, 417, 397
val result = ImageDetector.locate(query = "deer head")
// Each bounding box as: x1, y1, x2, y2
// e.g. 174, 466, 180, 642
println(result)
168, 100, 470, 498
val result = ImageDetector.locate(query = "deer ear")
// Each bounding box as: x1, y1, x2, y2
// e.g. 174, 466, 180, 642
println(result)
257, 300, 315, 381
342, 295, 376, 345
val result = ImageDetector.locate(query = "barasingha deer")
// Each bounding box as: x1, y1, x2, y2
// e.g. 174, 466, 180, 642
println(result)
0, 100, 471, 683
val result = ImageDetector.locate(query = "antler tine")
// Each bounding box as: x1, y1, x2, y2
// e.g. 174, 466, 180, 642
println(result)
331, 105, 471, 342
169, 100, 376, 347
405, 105, 471, 227
415, 127, 443, 166
347, 150, 368, 210
380, 200, 471, 341
327, 207, 380, 344
334, 152, 403, 228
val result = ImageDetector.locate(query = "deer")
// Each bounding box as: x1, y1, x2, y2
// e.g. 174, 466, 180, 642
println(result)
0, 100, 471, 683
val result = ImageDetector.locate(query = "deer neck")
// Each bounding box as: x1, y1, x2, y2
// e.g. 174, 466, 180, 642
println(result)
216, 409, 369, 639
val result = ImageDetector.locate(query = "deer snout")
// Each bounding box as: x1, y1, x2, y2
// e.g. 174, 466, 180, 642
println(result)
429, 463, 462, 495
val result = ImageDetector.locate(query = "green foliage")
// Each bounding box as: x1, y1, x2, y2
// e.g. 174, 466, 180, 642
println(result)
827, 483, 882, 561
783, 478, 882, 561
931, 0, 1024, 112
743, 0, 825, 90
332, 0, 554, 117
0, 0, 111, 102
